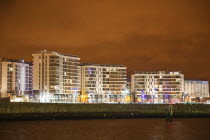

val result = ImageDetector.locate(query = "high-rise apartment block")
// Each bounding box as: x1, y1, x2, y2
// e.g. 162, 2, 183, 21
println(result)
0, 58, 33, 101
184, 80, 209, 100
131, 71, 184, 103
32, 50, 81, 103
81, 63, 127, 103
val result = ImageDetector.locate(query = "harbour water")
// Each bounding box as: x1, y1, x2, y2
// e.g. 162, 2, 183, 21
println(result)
0, 118, 210, 140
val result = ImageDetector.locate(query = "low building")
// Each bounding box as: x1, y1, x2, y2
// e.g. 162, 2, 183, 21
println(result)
184, 80, 209, 101
131, 71, 184, 103
0, 58, 33, 102
81, 63, 127, 103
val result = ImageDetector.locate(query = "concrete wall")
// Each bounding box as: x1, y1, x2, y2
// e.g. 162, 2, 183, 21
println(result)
0, 103, 210, 120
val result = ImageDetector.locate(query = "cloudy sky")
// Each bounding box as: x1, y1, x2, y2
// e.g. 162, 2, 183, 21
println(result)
0, 0, 210, 80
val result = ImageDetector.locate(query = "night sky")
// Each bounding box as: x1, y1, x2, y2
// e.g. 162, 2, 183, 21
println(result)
0, 0, 210, 81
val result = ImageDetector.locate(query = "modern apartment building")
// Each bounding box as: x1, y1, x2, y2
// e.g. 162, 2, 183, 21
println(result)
0, 58, 33, 101
131, 71, 184, 103
32, 50, 81, 103
184, 80, 209, 100
81, 63, 127, 103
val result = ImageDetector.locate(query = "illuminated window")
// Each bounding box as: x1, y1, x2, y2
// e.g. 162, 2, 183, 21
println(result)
9, 67, 13, 71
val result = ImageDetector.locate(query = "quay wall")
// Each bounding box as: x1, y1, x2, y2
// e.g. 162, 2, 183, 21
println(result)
0, 103, 210, 120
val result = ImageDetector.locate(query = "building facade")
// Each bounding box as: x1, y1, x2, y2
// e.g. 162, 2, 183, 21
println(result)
81, 63, 127, 103
131, 71, 184, 103
184, 80, 209, 100
0, 58, 33, 101
32, 50, 81, 103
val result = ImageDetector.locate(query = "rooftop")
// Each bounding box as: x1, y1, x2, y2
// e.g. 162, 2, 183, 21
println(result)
33, 50, 79, 58
134, 71, 182, 74
185, 80, 209, 83
81, 63, 126, 67
0, 58, 32, 65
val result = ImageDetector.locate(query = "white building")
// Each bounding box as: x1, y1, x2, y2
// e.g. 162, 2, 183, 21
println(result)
81, 63, 127, 103
184, 80, 209, 100
32, 50, 81, 103
0, 58, 33, 101
131, 71, 184, 103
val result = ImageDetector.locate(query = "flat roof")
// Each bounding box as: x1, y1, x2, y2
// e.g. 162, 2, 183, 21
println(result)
33, 50, 79, 58
81, 63, 126, 67
0, 58, 32, 65
185, 80, 209, 83
134, 71, 182, 74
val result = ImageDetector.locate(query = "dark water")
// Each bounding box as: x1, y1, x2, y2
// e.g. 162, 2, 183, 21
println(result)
0, 118, 210, 140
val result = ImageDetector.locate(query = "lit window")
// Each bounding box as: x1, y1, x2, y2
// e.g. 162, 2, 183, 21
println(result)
9, 67, 13, 71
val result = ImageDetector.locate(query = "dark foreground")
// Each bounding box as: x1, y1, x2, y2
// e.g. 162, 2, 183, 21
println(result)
0, 118, 210, 140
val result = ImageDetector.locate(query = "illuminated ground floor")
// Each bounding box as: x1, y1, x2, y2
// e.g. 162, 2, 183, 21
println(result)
39, 93, 80, 103
134, 94, 182, 103
82, 94, 128, 103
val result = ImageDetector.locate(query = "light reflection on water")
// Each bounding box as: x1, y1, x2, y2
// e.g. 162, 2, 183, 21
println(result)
0, 118, 210, 140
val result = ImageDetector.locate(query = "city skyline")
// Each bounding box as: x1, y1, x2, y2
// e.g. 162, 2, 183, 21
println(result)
0, 50, 209, 103
0, 0, 210, 82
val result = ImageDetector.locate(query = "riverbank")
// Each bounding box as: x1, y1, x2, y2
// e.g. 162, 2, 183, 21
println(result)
0, 103, 210, 121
